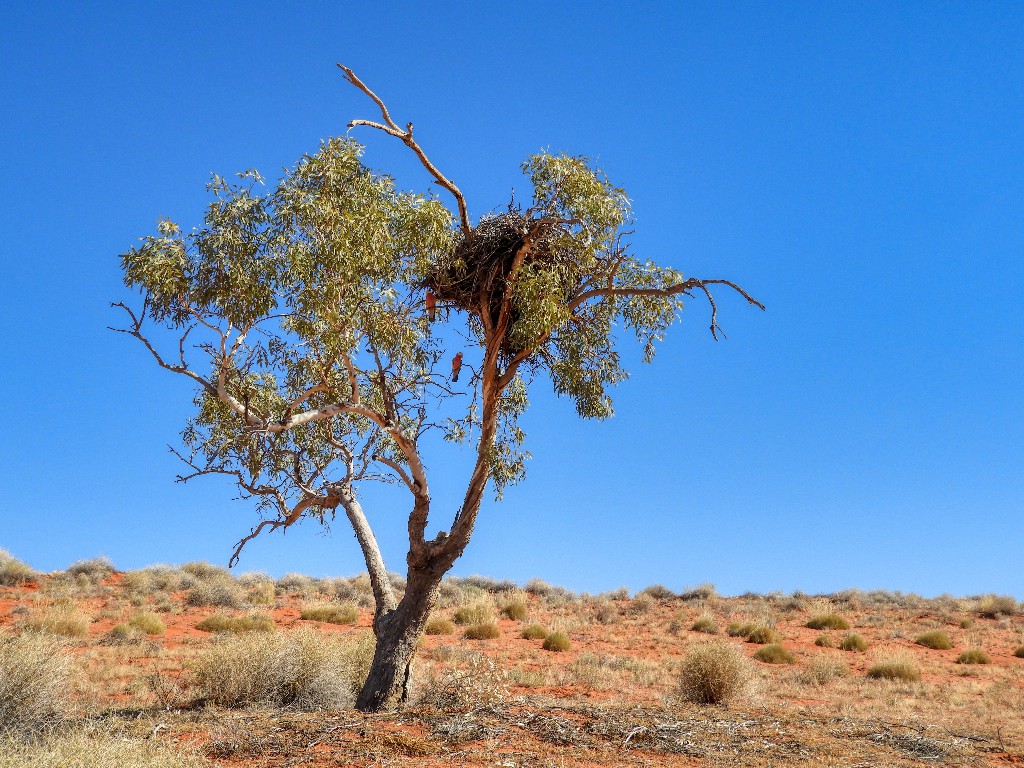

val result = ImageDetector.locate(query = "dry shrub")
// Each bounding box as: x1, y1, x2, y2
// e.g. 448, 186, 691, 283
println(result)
805, 614, 850, 630
22, 607, 89, 638
0, 633, 69, 735
192, 627, 372, 709
425, 617, 455, 635
639, 584, 676, 600
977, 594, 1017, 618
726, 623, 753, 638
129, 612, 166, 635
276, 573, 321, 598
542, 631, 571, 652
753, 644, 795, 664
0, 550, 35, 587
498, 592, 529, 621
676, 641, 754, 705
196, 613, 275, 633
419, 651, 508, 712
915, 630, 953, 650
1014, 645, 1024, 659
103, 624, 144, 645
186, 577, 244, 609
690, 615, 718, 634
453, 603, 493, 626
300, 603, 359, 625
799, 655, 849, 685
814, 635, 834, 648
839, 633, 868, 652
463, 622, 500, 640
521, 623, 547, 640
66, 557, 115, 583
956, 648, 991, 665
593, 600, 619, 624
680, 583, 717, 601
628, 594, 655, 614
0, 727, 208, 768
867, 656, 921, 682
745, 626, 779, 644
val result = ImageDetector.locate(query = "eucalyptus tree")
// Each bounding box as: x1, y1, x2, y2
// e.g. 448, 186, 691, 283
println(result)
114, 65, 763, 711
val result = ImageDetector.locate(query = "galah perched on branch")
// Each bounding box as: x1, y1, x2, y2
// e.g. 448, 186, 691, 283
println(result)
426, 290, 436, 322
451, 352, 463, 382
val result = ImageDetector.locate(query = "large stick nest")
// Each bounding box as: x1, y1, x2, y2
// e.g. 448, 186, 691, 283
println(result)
424, 209, 567, 356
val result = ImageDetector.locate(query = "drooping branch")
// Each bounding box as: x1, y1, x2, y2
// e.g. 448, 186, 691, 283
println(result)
338, 64, 472, 240
568, 277, 765, 341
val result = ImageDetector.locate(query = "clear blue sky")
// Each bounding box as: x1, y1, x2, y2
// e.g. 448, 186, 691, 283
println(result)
1, 2, 1021, 597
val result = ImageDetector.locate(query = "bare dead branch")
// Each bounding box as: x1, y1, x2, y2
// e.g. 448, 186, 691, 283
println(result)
338, 64, 472, 239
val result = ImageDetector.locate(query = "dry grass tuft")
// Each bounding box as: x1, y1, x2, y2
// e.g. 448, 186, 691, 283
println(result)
192, 627, 372, 709
814, 635, 834, 648
425, 617, 456, 635
745, 625, 780, 644
0, 727, 209, 767
196, 613, 275, 633
521, 623, 548, 640
690, 615, 718, 634
542, 631, 571, 652
0, 633, 69, 735
1014, 645, 1024, 659
956, 648, 991, 665
977, 594, 1017, 618
0, 550, 35, 587
799, 654, 849, 685
22, 607, 90, 638
867, 656, 921, 681
752, 643, 795, 664
915, 630, 953, 650
453, 603, 494, 626
463, 622, 500, 640
129, 612, 166, 635
676, 640, 754, 705
839, 633, 868, 652
726, 622, 753, 638
299, 603, 359, 625
805, 614, 850, 630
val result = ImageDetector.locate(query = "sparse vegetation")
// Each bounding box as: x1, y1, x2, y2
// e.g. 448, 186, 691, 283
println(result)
805, 614, 850, 630
676, 640, 754, 705
300, 603, 359, 625
0, 633, 69, 734
867, 656, 921, 682
753, 644, 795, 664
0, 728, 209, 767
195, 613, 275, 633
915, 630, 953, 650
542, 631, 571, 652
956, 648, 991, 665
1014, 645, 1024, 659
521, 623, 548, 640
839, 633, 867, 652
814, 635, 834, 648
463, 622, 500, 640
